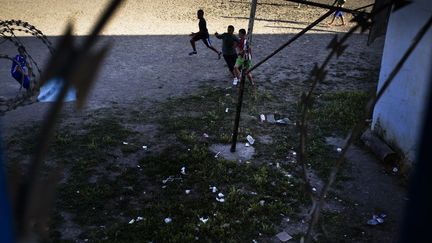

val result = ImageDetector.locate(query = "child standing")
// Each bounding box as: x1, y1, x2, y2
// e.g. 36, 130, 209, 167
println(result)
233, 29, 253, 86
189, 9, 222, 59
215, 25, 239, 79
328, 0, 346, 26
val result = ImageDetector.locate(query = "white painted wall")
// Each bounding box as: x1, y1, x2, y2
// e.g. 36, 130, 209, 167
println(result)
372, 0, 432, 162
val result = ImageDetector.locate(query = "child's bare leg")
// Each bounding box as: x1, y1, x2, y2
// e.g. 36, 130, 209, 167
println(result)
190, 39, 197, 52
234, 66, 241, 80
247, 72, 254, 85
328, 16, 336, 25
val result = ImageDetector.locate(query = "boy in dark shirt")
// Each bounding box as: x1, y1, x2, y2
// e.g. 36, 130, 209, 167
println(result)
189, 9, 222, 59
215, 25, 239, 79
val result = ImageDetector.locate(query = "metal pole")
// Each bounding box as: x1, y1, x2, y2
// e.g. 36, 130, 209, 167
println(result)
231, 0, 258, 152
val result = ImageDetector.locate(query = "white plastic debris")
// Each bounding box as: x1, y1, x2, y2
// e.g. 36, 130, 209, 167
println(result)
210, 186, 218, 193
225, 108, 229, 113
276, 118, 291, 125
76, 190, 80, 194
259, 200, 265, 206
276, 162, 281, 169
142, 145, 148, 150
218, 193, 225, 198
199, 217, 209, 224
245, 143, 250, 147
164, 218, 172, 224
181, 166, 186, 175
312, 187, 317, 192
128, 219, 135, 224
292, 151, 297, 156
122, 141, 128, 145
214, 152, 221, 158
367, 214, 385, 226
260, 114, 266, 122
185, 189, 191, 194
246, 135, 255, 145
337, 147, 342, 153
216, 197, 225, 203
136, 217, 144, 222
203, 133, 209, 138
393, 167, 398, 173
276, 231, 293, 242
162, 176, 174, 184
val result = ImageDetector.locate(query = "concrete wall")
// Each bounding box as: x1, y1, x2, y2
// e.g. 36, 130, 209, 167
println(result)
372, 0, 432, 162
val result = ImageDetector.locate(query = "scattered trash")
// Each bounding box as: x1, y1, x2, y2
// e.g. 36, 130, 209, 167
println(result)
128, 219, 135, 224
276, 162, 280, 169
180, 166, 186, 175
312, 187, 317, 192
214, 152, 221, 158
259, 200, 265, 206
337, 147, 342, 153
203, 133, 209, 138
162, 185, 167, 189
392, 167, 398, 173
245, 143, 250, 147
246, 135, 255, 145
225, 108, 229, 113
252, 240, 258, 243
142, 145, 148, 150
218, 193, 225, 198
136, 217, 144, 222
266, 114, 276, 124
122, 141, 128, 145
185, 189, 191, 194
292, 151, 297, 156
260, 114, 266, 122
76, 190, 80, 194
367, 214, 386, 226
164, 217, 172, 224
199, 216, 209, 224
216, 197, 225, 203
276, 118, 291, 125
275, 231, 293, 242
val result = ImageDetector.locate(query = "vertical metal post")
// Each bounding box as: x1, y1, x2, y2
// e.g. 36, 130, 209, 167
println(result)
231, 0, 258, 152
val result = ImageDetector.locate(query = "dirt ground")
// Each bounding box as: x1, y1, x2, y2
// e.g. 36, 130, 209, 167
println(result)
0, 0, 408, 242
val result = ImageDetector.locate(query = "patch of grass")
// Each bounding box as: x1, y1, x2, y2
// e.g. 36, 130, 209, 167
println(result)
306, 91, 369, 179
311, 91, 370, 136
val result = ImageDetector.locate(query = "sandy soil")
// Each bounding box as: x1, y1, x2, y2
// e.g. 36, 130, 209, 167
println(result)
1, 0, 378, 132
1, 0, 373, 35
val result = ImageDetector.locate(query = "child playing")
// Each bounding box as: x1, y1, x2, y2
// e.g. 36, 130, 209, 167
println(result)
233, 29, 253, 86
328, 0, 346, 26
215, 25, 239, 79
189, 9, 222, 59
10, 46, 32, 90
